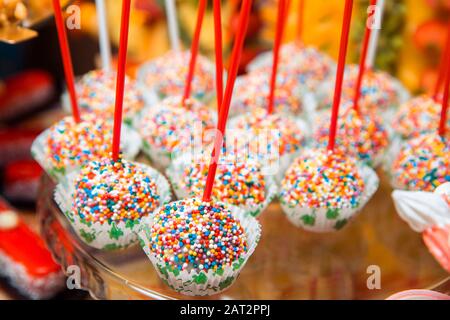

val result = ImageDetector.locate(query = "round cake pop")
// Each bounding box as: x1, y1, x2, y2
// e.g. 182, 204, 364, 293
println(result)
317, 64, 408, 113
55, 156, 171, 250
313, 107, 389, 167
136, 96, 216, 169
229, 107, 307, 180
392, 95, 450, 140
167, 152, 278, 216
31, 113, 140, 181
390, 132, 450, 192
230, 69, 304, 117
62, 69, 145, 122
246, 42, 336, 91
138, 197, 260, 296
280, 148, 379, 232
137, 50, 215, 103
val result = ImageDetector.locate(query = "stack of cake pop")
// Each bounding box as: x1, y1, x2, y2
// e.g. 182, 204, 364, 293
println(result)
53, 0, 171, 250
228, 0, 308, 181
139, 0, 261, 296
279, 0, 379, 232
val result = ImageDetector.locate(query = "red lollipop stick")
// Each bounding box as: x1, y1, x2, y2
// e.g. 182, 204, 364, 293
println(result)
111, 0, 131, 161
327, 0, 354, 151
182, 0, 207, 105
439, 46, 450, 136
213, 0, 224, 114
52, 0, 80, 123
433, 22, 450, 101
202, 0, 253, 202
353, 0, 377, 111
267, 0, 288, 115
297, 0, 305, 43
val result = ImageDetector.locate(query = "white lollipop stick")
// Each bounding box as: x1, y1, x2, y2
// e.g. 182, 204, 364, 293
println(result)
366, 0, 385, 69
165, 0, 180, 51
95, 0, 112, 71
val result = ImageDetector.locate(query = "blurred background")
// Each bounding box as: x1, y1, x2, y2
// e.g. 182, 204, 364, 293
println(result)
0, 0, 449, 300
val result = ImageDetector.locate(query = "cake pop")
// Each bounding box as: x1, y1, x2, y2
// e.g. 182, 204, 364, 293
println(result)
136, 96, 216, 169
167, 151, 277, 216
55, 156, 171, 250
61, 69, 145, 123
31, 113, 141, 181
313, 107, 389, 167
137, 50, 215, 103
280, 148, 379, 232
392, 95, 450, 140
138, 197, 260, 295
247, 42, 336, 91
316, 64, 409, 114
228, 106, 308, 181
389, 132, 450, 192
230, 69, 307, 117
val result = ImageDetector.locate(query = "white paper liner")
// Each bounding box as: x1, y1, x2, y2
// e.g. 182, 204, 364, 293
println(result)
392, 182, 450, 233
138, 202, 261, 296
31, 123, 141, 182
166, 153, 278, 217
280, 164, 379, 232
54, 163, 172, 250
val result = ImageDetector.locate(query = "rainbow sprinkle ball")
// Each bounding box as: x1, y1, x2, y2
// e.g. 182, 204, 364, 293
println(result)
280, 148, 379, 232
390, 132, 450, 192
138, 198, 261, 296
62, 69, 145, 122
137, 50, 216, 103
54, 156, 171, 250
31, 114, 141, 181
166, 152, 278, 217
313, 107, 389, 167
137, 96, 216, 169
229, 107, 308, 181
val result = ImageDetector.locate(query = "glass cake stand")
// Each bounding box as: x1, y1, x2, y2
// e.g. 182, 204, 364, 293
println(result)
37, 172, 450, 300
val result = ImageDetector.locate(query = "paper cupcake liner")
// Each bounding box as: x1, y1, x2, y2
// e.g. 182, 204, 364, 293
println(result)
166, 153, 278, 217
31, 123, 141, 182
138, 203, 261, 296
280, 164, 379, 232
422, 225, 450, 274
54, 163, 172, 250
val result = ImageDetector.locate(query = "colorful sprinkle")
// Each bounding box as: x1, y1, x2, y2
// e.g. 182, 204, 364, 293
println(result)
179, 154, 266, 207
45, 114, 114, 171
318, 64, 400, 112
138, 50, 215, 100
230, 107, 305, 160
232, 69, 304, 115
247, 43, 335, 90
391, 132, 450, 191
73, 157, 160, 224
392, 95, 450, 140
148, 198, 248, 272
138, 96, 216, 155
280, 149, 365, 208
313, 108, 389, 166
72, 69, 144, 118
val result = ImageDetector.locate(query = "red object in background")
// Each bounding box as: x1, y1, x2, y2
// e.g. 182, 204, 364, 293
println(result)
134, 0, 164, 25
423, 225, 450, 274
3, 160, 42, 202
0, 70, 54, 122
0, 197, 64, 299
0, 129, 41, 166
426, 0, 450, 10
414, 20, 448, 53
